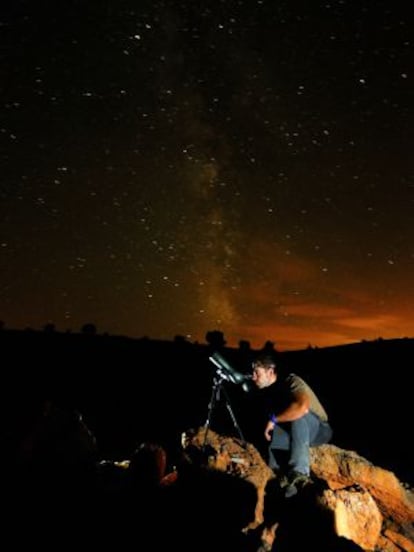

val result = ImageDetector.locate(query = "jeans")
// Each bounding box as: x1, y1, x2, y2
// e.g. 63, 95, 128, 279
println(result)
269, 411, 332, 475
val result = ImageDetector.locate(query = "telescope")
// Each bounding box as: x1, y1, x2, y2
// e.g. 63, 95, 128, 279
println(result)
208, 351, 252, 391
203, 351, 250, 446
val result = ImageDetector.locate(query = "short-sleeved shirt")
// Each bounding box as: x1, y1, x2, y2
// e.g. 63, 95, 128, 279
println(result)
286, 373, 328, 422
263, 372, 328, 422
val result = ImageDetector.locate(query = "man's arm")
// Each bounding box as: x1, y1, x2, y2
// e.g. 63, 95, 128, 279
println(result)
264, 391, 310, 441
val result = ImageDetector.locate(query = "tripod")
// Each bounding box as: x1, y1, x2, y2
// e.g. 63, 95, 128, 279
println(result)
203, 373, 246, 448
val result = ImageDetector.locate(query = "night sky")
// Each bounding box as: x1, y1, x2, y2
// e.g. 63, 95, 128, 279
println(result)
1, 1, 412, 350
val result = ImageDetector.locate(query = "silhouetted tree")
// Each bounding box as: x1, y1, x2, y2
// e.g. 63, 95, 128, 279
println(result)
174, 334, 188, 344
81, 323, 97, 335
262, 340, 276, 353
205, 330, 226, 349
239, 339, 251, 352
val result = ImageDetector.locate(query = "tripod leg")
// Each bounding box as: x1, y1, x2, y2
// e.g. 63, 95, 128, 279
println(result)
221, 385, 246, 445
203, 378, 220, 447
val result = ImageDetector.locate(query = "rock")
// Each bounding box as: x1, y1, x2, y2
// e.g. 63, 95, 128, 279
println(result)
182, 428, 414, 551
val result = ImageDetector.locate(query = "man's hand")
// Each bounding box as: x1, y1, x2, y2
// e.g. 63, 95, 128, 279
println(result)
264, 420, 275, 441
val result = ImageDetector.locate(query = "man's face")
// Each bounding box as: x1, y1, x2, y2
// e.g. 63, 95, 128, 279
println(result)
251, 364, 275, 389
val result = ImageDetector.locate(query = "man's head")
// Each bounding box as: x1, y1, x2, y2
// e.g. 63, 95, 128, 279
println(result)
251, 354, 278, 389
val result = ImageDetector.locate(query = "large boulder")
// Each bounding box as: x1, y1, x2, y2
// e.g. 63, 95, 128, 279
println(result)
183, 427, 414, 551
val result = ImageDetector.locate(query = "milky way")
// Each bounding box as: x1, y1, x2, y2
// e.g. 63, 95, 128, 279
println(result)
1, 0, 413, 349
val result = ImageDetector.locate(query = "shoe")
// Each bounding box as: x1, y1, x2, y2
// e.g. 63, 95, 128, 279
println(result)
284, 471, 311, 498
277, 472, 289, 488
271, 468, 287, 484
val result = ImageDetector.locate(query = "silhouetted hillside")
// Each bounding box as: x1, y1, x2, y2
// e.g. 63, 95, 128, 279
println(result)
1, 329, 412, 485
